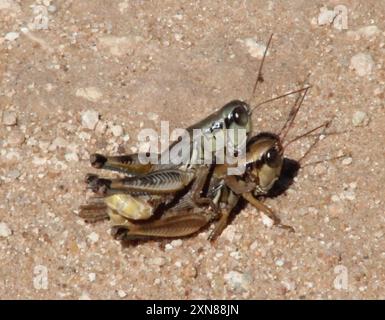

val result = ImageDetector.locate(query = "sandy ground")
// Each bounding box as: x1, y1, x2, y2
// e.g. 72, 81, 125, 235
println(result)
0, 0, 384, 299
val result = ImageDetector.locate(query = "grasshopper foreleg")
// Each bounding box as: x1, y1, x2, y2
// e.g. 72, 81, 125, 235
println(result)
242, 192, 295, 232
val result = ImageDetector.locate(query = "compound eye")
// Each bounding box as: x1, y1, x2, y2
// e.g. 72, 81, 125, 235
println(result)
263, 147, 280, 167
231, 105, 248, 126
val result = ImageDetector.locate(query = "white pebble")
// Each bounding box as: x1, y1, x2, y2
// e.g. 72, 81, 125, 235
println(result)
147, 112, 159, 121
7, 169, 21, 180
343, 190, 356, 201
0, 222, 12, 237
282, 280, 296, 292
5, 31, 19, 41
5, 151, 20, 161
230, 251, 242, 260
81, 109, 99, 130
174, 33, 183, 41
88, 273, 96, 282
350, 53, 374, 77
352, 111, 369, 127
78, 131, 91, 141
2, 110, 17, 126
170, 239, 182, 247
261, 213, 274, 228
49, 137, 68, 150
148, 257, 166, 266
87, 232, 99, 244
342, 157, 353, 165
65, 152, 79, 162
249, 240, 259, 251
241, 38, 268, 59
117, 290, 127, 298
111, 125, 123, 137
95, 121, 108, 135
331, 195, 340, 202
79, 292, 91, 300
275, 259, 285, 267
76, 87, 103, 102
32, 157, 47, 166
224, 271, 251, 292
317, 8, 336, 26
349, 182, 357, 190
47, 5, 57, 13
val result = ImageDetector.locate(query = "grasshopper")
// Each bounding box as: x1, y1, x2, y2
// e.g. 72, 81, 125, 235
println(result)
82, 34, 309, 215
80, 85, 331, 241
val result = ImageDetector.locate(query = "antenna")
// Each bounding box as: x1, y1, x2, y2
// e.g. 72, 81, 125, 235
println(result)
250, 86, 311, 114
248, 33, 274, 104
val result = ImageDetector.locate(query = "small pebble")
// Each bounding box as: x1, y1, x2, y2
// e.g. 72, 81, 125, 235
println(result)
95, 121, 108, 135
0, 222, 12, 238
148, 257, 166, 266
5, 31, 19, 41
331, 195, 340, 202
147, 112, 159, 121
7, 129, 25, 146
47, 4, 57, 13
249, 240, 259, 251
81, 109, 99, 130
317, 8, 336, 26
76, 87, 102, 102
242, 38, 268, 59
87, 232, 99, 244
7, 169, 21, 180
64, 152, 79, 162
170, 239, 182, 247
32, 157, 47, 166
343, 190, 356, 201
275, 259, 285, 267
342, 157, 353, 165
50, 137, 68, 150
79, 292, 91, 300
230, 251, 242, 260
261, 213, 274, 228
282, 280, 296, 292
224, 271, 251, 292
111, 125, 123, 137
117, 290, 127, 298
88, 273, 96, 282
350, 53, 374, 77
174, 33, 183, 41
2, 111, 17, 126
352, 111, 369, 127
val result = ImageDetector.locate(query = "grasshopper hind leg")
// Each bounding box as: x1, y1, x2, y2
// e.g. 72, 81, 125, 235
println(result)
89, 153, 156, 175
114, 211, 213, 240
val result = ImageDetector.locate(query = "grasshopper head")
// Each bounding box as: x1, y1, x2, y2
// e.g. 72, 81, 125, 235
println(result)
245, 132, 283, 195
221, 100, 251, 132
